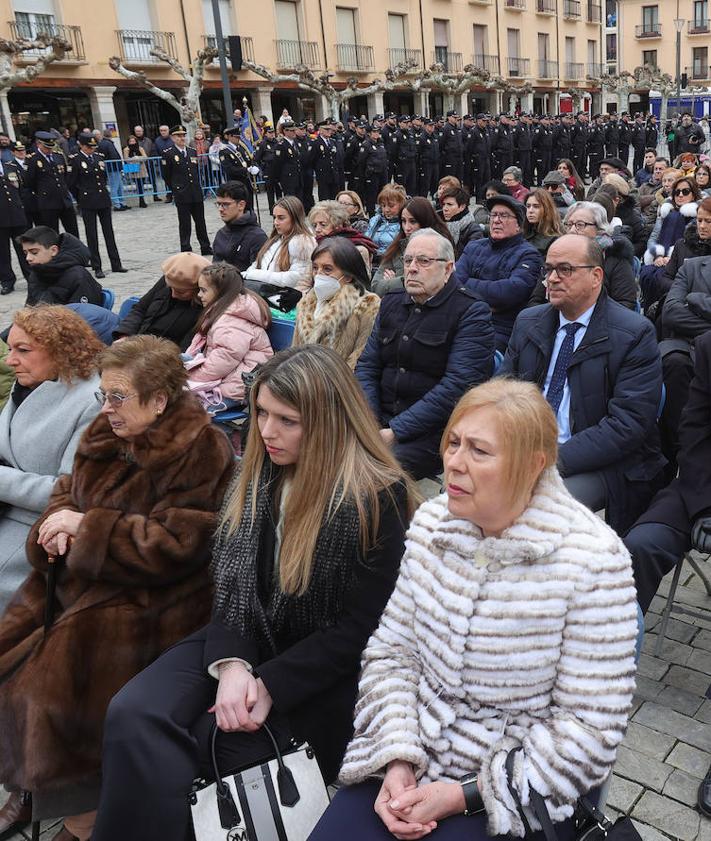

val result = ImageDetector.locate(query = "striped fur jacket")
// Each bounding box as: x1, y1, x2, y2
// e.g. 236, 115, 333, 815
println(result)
339, 468, 638, 837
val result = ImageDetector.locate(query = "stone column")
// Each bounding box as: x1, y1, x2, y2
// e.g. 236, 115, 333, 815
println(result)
521, 91, 534, 113
416, 90, 428, 117
88, 86, 120, 151
0, 91, 14, 139
251, 88, 274, 125
367, 90, 385, 118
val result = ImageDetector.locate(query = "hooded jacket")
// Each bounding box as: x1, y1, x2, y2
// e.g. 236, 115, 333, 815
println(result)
211, 210, 268, 271
26, 234, 102, 307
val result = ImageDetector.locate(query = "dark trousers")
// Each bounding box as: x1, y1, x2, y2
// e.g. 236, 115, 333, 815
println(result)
396, 161, 416, 196
92, 628, 294, 841
264, 177, 282, 213
82, 206, 122, 271
420, 165, 440, 200
588, 153, 604, 180
633, 150, 645, 174
625, 520, 691, 614
363, 178, 385, 216
176, 201, 211, 253
518, 151, 533, 187
536, 152, 552, 185
0, 225, 30, 290
35, 206, 79, 238
317, 178, 337, 201
575, 150, 587, 179
619, 144, 630, 169
606, 145, 619, 159
661, 350, 695, 462
309, 781, 579, 841
302, 172, 315, 213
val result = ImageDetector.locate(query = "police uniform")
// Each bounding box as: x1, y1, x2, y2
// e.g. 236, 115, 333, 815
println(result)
618, 116, 632, 169
631, 118, 647, 174
380, 117, 399, 183
571, 117, 589, 178
534, 121, 554, 183
309, 126, 339, 201
605, 119, 620, 160
295, 126, 314, 211
253, 132, 281, 212
66, 137, 125, 277
161, 127, 212, 255
440, 113, 463, 180
418, 123, 440, 199
0, 160, 29, 294
394, 119, 417, 195
514, 119, 534, 187
343, 127, 367, 194
465, 119, 491, 201
492, 118, 514, 179
5, 144, 36, 228
357, 130, 388, 215
219, 132, 254, 209
272, 130, 303, 202
587, 119, 607, 180
25, 131, 79, 237
552, 120, 572, 168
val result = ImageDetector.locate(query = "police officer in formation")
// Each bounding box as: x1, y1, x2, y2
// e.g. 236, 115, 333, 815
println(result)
465, 114, 490, 201
440, 109, 463, 180
357, 124, 388, 215
25, 131, 79, 237
66, 132, 127, 278
271, 121, 305, 207
631, 113, 648, 174
418, 118, 440, 199
587, 114, 607, 181
5, 141, 36, 229
309, 120, 339, 201
533, 115, 554, 186
294, 123, 315, 212
0, 153, 30, 295
220, 126, 256, 209
343, 121, 368, 194
514, 113, 534, 188
160, 125, 212, 255
394, 115, 418, 196
252, 125, 281, 213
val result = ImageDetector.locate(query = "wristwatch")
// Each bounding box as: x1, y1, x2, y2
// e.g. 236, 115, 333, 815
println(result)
460, 773, 486, 816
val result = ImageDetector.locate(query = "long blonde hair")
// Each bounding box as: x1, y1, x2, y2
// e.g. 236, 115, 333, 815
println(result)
255, 196, 312, 272
223, 345, 418, 595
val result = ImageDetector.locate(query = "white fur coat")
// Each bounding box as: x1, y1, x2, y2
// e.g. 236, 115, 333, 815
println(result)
339, 469, 638, 837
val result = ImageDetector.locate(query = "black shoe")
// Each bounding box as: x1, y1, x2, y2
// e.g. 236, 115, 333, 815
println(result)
114, 205, 130, 212
201, 248, 214, 256
0, 791, 32, 840
165, 197, 173, 204
95, 269, 106, 279
153, 196, 163, 202
111, 266, 129, 273
699, 763, 711, 817
139, 199, 147, 208
0, 284, 14, 295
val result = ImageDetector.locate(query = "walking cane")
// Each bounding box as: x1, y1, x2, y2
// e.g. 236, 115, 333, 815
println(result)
43, 554, 58, 635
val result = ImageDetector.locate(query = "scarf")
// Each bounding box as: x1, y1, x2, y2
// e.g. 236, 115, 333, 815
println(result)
447, 210, 475, 244
210, 466, 364, 652
317, 228, 377, 255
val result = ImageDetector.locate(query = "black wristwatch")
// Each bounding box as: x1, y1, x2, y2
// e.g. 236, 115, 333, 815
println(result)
460, 773, 485, 816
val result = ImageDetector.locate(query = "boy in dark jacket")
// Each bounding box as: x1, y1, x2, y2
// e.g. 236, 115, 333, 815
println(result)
18, 226, 103, 306
211, 181, 267, 271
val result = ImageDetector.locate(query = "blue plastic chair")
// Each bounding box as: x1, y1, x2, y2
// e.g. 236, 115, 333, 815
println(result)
493, 349, 504, 373
101, 288, 115, 311
118, 295, 140, 322
268, 318, 295, 351
657, 383, 666, 420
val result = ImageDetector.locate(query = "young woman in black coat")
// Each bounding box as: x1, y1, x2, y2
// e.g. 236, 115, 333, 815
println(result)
91, 345, 417, 841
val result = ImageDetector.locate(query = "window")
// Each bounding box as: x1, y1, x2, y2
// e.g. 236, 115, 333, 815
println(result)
565, 36, 575, 63
693, 46, 708, 77
14, 10, 55, 38
433, 18, 448, 64
606, 32, 617, 60
538, 32, 549, 60
202, 0, 233, 40
114, 0, 153, 31
473, 24, 487, 57
693, 1, 708, 26
275, 0, 300, 41
587, 39, 596, 64
507, 27, 520, 57
642, 49, 657, 67
388, 13, 407, 49
641, 5, 659, 29
336, 7, 357, 44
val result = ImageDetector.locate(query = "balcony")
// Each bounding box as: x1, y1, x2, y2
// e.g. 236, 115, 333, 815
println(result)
201, 35, 254, 64
606, 60, 617, 74
587, 62, 604, 77
275, 39, 320, 69
537, 59, 558, 78
116, 29, 176, 63
564, 1, 582, 18
8, 20, 85, 60
468, 0, 492, 4
504, 0, 526, 8
507, 56, 530, 77
688, 19, 710, 34
635, 23, 662, 38
432, 48, 463, 71
686, 64, 711, 81
536, 0, 556, 13
564, 61, 584, 78
472, 53, 500, 73
387, 47, 422, 70
336, 43, 374, 71
587, 3, 602, 22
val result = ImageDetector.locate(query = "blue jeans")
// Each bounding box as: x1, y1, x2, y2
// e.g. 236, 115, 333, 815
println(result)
106, 163, 124, 208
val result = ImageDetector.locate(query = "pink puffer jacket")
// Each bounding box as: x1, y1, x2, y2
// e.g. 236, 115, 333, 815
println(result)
185, 294, 273, 401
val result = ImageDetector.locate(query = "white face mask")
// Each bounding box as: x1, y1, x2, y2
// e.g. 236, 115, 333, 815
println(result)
313, 274, 342, 303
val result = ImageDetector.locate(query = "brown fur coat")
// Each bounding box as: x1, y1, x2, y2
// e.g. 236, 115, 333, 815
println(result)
292, 284, 381, 369
0, 394, 234, 818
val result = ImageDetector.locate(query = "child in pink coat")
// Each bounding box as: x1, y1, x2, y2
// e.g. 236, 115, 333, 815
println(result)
184, 262, 273, 413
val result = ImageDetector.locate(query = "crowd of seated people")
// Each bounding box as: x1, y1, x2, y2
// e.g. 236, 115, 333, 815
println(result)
2, 143, 711, 841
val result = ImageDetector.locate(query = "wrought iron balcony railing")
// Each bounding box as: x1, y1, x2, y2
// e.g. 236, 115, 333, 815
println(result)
507, 56, 530, 77
472, 53, 500, 73
537, 59, 558, 78
336, 43, 374, 71
635, 23, 662, 38
9, 20, 85, 60
387, 48, 422, 70
116, 29, 176, 63
274, 39, 320, 69
432, 48, 463, 71
201, 35, 254, 64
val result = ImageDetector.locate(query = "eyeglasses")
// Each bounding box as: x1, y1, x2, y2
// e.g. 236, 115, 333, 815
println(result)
403, 255, 449, 268
541, 263, 595, 279
673, 187, 693, 197
489, 212, 517, 221
94, 390, 138, 409
215, 201, 237, 208
544, 184, 560, 191
564, 220, 598, 233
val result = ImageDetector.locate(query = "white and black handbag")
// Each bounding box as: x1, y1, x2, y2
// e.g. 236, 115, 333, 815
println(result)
190, 722, 330, 841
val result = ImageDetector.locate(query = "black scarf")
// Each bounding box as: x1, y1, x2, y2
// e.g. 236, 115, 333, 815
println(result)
210, 466, 364, 654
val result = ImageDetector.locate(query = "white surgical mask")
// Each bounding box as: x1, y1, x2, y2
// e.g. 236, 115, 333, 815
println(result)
313, 274, 342, 303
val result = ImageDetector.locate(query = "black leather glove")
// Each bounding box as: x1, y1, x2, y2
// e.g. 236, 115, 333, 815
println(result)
691, 517, 711, 553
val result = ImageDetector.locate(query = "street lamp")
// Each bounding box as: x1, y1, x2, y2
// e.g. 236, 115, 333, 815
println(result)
674, 17, 686, 107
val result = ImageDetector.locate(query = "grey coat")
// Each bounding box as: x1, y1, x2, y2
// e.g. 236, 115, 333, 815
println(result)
0, 376, 100, 612
660, 255, 711, 360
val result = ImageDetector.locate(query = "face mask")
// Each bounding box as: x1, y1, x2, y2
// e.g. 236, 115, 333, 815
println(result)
313, 274, 342, 303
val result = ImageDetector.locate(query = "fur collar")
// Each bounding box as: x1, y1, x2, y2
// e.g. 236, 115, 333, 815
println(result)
296, 284, 380, 346
77, 393, 211, 469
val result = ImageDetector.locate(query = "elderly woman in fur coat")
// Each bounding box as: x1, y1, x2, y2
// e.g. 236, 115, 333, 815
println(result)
292, 237, 380, 370
0, 336, 234, 841
310, 379, 638, 841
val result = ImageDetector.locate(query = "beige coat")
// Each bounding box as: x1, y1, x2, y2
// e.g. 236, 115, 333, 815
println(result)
122, 146, 148, 179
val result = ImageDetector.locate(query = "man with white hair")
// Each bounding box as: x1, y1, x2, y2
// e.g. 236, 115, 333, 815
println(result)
356, 228, 495, 479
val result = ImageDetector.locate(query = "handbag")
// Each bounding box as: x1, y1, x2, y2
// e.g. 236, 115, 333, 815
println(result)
244, 280, 302, 314
505, 749, 643, 841
190, 722, 330, 841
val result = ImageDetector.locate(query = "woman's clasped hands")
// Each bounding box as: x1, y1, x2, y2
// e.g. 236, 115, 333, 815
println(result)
210, 662, 273, 733
37, 509, 85, 556
375, 760, 467, 840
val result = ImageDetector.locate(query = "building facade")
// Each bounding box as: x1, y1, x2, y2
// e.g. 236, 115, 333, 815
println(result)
2, 0, 605, 142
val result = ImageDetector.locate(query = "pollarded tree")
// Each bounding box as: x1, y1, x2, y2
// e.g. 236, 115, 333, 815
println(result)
0, 34, 72, 93
109, 46, 218, 141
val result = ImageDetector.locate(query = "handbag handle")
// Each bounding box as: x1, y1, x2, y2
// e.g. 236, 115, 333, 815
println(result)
209, 719, 301, 830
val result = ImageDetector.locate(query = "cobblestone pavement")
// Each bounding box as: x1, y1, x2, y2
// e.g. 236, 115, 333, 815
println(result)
1, 194, 711, 841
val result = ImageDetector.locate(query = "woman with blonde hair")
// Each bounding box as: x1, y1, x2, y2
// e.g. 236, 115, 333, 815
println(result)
308, 201, 377, 271
310, 378, 638, 841
523, 188, 563, 257
92, 345, 417, 841
337, 190, 369, 233
243, 195, 316, 293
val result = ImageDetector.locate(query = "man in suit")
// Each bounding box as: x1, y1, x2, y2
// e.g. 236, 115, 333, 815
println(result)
501, 233, 666, 534
309, 120, 339, 201
160, 126, 212, 255
25, 131, 80, 237
66, 133, 127, 279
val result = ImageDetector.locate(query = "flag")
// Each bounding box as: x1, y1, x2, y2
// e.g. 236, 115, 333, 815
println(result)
239, 106, 262, 155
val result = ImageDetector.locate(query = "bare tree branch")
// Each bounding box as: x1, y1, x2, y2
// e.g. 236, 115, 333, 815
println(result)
0, 35, 72, 91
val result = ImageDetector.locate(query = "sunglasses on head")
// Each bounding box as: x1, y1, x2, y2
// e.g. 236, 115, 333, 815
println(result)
674, 187, 693, 197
